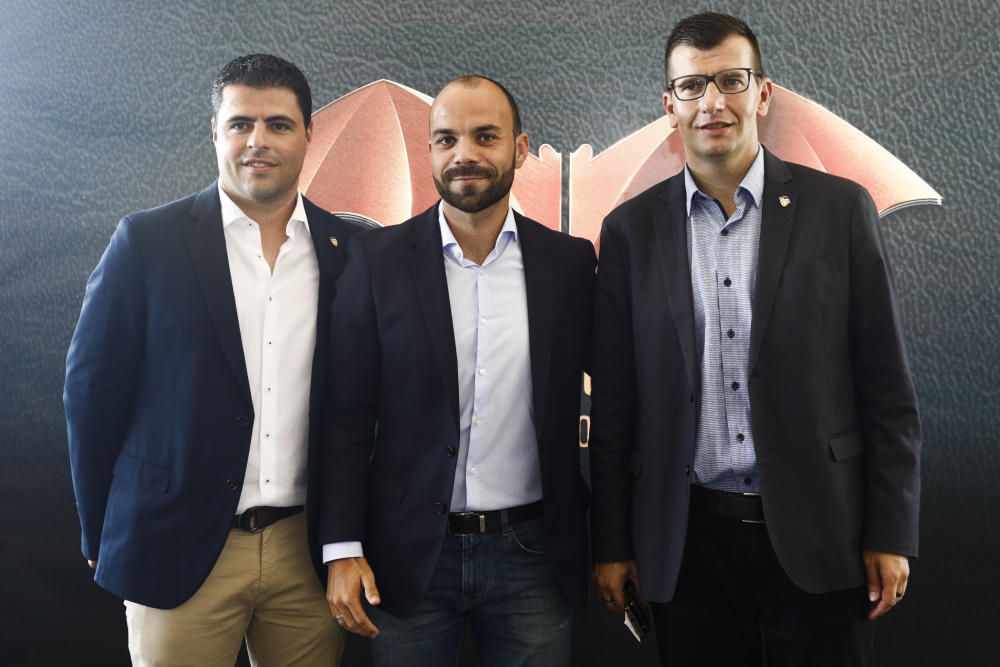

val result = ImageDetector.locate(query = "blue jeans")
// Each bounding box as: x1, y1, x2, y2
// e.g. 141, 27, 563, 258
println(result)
368, 515, 573, 667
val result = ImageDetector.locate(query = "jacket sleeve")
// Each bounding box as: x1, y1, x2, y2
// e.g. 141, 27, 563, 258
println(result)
588, 218, 638, 563
318, 233, 381, 545
848, 188, 922, 557
64, 217, 146, 560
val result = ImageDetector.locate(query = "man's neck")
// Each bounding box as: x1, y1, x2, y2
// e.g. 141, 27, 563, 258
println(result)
687, 146, 759, 217
441, 197, 510, 266
223, 186, 298, 232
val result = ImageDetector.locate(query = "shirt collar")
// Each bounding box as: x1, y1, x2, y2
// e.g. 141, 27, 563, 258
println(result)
438, 203, 518, 262
218, 184, 310, 235
684, 146, 765, 217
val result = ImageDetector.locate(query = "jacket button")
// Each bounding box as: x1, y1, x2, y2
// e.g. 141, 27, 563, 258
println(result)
689, 393, 695, 403
685, 465, 691, 477
446, 446, 457, 456
236, 416, 249, 427
434, 502, 447, 514
226, 479, 238, 490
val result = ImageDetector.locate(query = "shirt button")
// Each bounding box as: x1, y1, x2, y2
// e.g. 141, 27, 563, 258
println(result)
737, 433, 745, 442
731, 381, 740, 391
480, 317, 486, 325
721, 228, 729, 236
226, 479, 238, 490
727, 329, 735, 339
478, 368, 486, 376
723, 277, 732, 287
744, 477, 752, 486
446, 446, 457, 456
470, 467, 477, 475
434, 502, 447, 514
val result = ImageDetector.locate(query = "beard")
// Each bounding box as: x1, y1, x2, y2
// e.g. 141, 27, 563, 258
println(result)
434, 157, 516, 213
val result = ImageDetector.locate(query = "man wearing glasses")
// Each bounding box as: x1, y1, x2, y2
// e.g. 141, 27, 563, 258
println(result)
589, 12, 921, 666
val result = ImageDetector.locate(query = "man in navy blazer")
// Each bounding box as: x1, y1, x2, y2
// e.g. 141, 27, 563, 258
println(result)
64, 54, 361, 665
319, 76, 595, 666
590, 13, 921, 666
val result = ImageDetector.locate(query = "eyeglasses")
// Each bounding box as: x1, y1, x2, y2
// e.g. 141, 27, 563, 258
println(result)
667, 68, 762, 101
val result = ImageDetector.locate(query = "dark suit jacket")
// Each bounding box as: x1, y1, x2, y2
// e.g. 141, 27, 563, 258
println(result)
318, 204, 596, 617
64, 182, 362, 608
589, 148, 921, 602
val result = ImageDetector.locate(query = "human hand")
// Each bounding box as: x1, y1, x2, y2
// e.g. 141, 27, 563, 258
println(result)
326, 557, 381, 637
863, 550, 910, 619
593, 560, 642, 613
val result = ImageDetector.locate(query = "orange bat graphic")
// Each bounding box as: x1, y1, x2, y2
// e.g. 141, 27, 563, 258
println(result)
569, 84, 942, 245
300, 80, 562, 231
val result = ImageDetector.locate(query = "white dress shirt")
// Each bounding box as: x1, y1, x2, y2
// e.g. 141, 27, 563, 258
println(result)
323, 206, 541, 563
219, 185, 318, 513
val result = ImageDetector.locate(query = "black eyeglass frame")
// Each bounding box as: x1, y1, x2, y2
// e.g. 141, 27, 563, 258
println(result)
666, 68, 764, 101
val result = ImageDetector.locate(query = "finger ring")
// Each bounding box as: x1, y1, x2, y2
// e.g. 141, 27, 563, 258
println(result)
335, 614, 344, 620
602, 597, 613, 603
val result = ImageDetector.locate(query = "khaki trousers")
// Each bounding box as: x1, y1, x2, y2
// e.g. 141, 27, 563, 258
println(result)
125, 512, 342, 667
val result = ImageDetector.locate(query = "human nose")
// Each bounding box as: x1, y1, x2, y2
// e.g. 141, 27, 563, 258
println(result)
246, 124, 268, 150
451, 137, 478, 164
699, 80, 726, 111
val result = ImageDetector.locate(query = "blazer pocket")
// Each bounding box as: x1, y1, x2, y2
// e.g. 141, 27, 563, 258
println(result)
780, 255, 840, 283
828, 431, 864, 462
112, 450, 170, 493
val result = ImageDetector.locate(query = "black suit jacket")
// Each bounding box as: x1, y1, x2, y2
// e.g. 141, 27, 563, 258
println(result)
65, 183, 362, 607
589, 148, 921, 602
318, 204, 596, 616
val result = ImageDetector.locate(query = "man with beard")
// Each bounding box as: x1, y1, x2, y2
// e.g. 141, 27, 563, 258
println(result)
318, 75, 596, 666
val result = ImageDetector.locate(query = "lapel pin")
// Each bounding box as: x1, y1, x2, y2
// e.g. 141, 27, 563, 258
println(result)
329, 236, 339, 247
778, 196, 791, 208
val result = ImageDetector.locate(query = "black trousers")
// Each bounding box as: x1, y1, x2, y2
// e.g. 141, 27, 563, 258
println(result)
651, 511, 874, 667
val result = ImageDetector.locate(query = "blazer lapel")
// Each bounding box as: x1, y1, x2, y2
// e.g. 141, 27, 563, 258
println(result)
653, 177, 699, 397
304, 198, 337, 416
749, 149, 798, 371
406, 205, 461, 430
182, 183, 252, 405
515, 213, 553, 447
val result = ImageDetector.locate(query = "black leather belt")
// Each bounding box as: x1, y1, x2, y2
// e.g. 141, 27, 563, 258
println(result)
447, 500, 544, 535
690, 486, 765, 524
233, 505, 303, 532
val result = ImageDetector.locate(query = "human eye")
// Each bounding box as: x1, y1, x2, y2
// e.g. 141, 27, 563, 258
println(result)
677, 77, 705, 96
478, 133, 498, 144
719, 70, 749, 92
229, 121, 251, 132
270, 121, 291, 132
435, 135, 455, 147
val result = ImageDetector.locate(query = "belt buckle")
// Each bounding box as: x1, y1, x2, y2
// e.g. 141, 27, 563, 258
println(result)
739, 492, 764, 524
238, 507, 265, 533
449, 511, 487, 534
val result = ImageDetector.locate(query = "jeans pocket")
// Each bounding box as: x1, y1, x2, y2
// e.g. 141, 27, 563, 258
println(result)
509, 519, 548, 555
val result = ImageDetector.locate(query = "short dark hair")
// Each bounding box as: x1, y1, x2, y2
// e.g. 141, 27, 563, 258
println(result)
446, 75, 523, 137
212, 54, 312, 126
664, 13, 765, 88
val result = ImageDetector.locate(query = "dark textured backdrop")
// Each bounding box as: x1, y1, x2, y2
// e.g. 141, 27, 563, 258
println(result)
1, 0, 997, 665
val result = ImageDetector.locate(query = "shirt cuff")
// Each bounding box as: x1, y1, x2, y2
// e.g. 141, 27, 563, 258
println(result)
323, 541, 364, 563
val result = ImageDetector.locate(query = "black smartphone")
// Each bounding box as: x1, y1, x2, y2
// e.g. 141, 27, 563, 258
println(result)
623, 579, 650, 643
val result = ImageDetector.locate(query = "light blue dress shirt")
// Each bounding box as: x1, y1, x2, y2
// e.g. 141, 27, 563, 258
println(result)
323, 206, 542, 563
686, 148, 765, 493
439, 206, 542, 511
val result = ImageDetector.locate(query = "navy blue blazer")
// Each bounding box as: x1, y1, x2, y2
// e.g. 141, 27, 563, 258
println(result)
589, 149, 921, 602
318, 204, 596, 616
64, 183, 362, 608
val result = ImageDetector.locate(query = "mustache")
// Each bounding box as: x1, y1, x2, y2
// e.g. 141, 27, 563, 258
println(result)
443, 165, 495, 181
